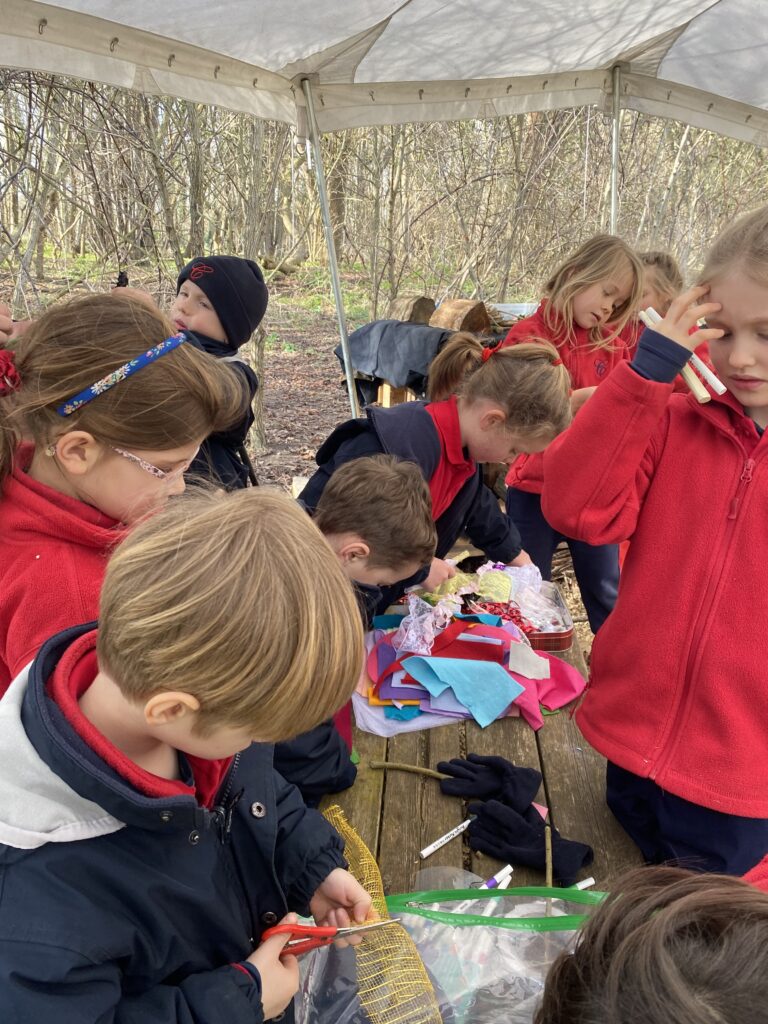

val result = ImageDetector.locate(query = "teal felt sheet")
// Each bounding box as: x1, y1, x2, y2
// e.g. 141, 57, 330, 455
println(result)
401, 656, 523, 728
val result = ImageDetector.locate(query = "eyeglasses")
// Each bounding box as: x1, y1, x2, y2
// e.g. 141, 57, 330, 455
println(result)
110, 446, 196, 482
44, 441, 197, 482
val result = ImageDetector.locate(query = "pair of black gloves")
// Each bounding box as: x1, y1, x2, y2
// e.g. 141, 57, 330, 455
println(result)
436, 753, 593, 887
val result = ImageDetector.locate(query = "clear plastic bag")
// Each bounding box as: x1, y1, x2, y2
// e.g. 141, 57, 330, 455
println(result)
296, 886, 602, 1024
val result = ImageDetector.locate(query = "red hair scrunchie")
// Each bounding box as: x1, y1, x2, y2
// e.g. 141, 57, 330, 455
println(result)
0, 349, 21, 396
552, 358, 563, 367
481, 344, 499, 363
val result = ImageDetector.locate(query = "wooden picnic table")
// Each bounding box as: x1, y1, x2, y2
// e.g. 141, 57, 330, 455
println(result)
323, 638, 643, 895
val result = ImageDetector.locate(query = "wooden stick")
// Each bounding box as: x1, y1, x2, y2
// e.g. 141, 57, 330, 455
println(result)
545, 823, 554, 889
639, 308, 711, 404
679, 362, 711, 403
368, 760, 448, 780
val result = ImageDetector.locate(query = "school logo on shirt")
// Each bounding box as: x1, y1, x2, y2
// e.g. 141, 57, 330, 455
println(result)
190, 263, 215, 281
594, 358, 607, 378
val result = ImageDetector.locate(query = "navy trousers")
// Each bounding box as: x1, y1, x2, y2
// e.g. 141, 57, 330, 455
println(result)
505, 487, 619, 633
607, 762, 768, 876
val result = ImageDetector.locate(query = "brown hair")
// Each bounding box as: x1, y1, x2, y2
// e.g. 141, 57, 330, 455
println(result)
427, 334, 571, 443
699, 204, 768, 288
639, 251, 684, 311
545, 234, 644, 347
536, 866, 768, 1024
98, 488, 364, 740
0, 293, 245, 485
314, 455, 436, 570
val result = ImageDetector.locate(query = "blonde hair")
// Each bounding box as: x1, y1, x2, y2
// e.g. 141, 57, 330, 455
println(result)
699, 204, 768, 287
314, 455, 436, 570
98, 488, 364, 741
536, 866, 768, 1024
0, 293, 245, 485
639, 251, 684, 310
545, 234, 644, 347
427, 333, 571, 443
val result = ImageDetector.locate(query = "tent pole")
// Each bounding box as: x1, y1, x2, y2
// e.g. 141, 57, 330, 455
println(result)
301, 77, 360, 417
610, 64, 621, 234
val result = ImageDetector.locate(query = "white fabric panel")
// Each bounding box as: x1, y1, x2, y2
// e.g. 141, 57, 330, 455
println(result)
2, 0, 768, 147
356, 0, 708, 82
40, 0, 404, 70
659, 0, 768, 107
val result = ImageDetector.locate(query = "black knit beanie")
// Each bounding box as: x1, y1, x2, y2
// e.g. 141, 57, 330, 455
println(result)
177, 255, 268, 348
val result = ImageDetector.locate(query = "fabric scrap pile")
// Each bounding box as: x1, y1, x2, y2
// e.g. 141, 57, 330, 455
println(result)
352, 593, 585, 738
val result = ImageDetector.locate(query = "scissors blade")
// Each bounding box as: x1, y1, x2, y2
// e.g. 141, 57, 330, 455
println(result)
337, 919, 401, 937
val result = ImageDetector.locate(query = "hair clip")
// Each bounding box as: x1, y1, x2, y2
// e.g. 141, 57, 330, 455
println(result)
56, 333, 186, 417
0, 349, 21, 396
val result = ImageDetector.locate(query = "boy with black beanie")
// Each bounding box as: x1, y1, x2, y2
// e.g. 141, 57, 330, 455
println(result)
172, 255, 269, 489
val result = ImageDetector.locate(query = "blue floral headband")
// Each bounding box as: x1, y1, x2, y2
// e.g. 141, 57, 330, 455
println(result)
56, 333, 186, 417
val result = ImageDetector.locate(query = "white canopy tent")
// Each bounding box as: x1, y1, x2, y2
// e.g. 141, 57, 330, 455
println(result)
3, 0, 768, 413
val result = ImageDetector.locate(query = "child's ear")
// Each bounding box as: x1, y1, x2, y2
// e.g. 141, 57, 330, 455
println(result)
143, 692, 201, 727
50, 431, 102, 476
479, 408, 506, 431
338, 538, 370, 564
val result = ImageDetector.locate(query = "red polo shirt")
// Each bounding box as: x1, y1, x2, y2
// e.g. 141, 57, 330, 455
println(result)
48, 629, 232, 808
425, 397, 476, 519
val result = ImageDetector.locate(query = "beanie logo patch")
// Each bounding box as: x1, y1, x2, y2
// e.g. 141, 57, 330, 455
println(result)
190, 263, 215, 281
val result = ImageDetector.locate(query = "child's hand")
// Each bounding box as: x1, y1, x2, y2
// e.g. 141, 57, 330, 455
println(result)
247, 912, 301, 1019
570, 386, 597, 415
647, 285, 724, 352
310, 868, 373, 945
422, 557, 456, 592
508, 549, 533, 567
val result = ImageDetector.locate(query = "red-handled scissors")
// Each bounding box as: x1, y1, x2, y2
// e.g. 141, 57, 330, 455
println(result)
262, 919, 400, 957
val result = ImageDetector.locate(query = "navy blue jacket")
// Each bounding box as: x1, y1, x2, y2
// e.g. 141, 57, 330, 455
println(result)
271, 584, 380, 807
186, 331, 259, 490
0, 625, 345, 1024
299, 401, 521, 609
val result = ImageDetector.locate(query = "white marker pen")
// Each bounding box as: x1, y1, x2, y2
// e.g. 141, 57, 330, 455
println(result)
479, 864, 514, 889
419, 817, 474, 859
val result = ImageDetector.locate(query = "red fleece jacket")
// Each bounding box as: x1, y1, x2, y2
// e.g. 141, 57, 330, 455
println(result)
542, 361, 768, 817
501, 300, 634, 494
0, 449, 124, 694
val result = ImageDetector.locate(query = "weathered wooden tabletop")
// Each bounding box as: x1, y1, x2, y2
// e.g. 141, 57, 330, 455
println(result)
324, 639, 642, 895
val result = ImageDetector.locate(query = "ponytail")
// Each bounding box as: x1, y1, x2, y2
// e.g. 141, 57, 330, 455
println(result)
428, 332, 571, 443
427, 331, 484, 401
0, 293, 245, 486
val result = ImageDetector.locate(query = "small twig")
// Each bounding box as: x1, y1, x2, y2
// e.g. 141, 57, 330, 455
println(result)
545, 823, 554, 890
368, 760, 448, 780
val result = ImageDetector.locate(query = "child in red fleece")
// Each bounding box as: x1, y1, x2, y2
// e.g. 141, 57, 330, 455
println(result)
542, 206, 768, 874
501, 235, 643, 633
0, 293, 243, 694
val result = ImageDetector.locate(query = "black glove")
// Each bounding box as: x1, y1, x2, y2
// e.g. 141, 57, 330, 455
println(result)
437, 753, 541, 812
467, 800, 593, 887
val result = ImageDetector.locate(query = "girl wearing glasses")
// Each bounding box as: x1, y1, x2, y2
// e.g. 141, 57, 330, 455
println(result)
0, 292, 243, 694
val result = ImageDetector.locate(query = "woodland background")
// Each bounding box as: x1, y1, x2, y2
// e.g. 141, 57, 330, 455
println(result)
2, 69, 768, 483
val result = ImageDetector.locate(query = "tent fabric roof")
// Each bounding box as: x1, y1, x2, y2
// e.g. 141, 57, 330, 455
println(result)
2, 0, 768, 143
